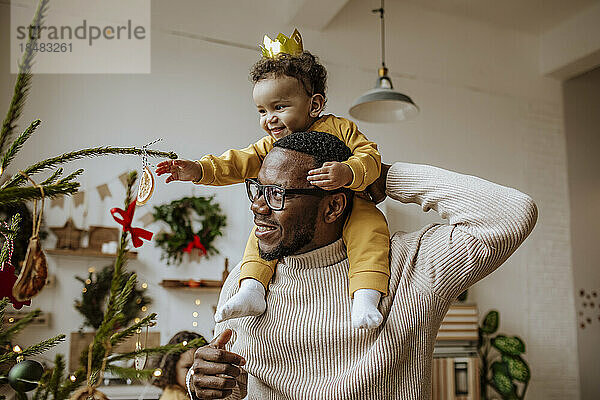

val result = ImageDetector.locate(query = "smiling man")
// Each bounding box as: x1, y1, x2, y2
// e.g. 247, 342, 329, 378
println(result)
188, 131, 538, 400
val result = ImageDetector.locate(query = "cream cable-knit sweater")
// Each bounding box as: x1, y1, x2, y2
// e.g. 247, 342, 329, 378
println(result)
204, 162, 537, 400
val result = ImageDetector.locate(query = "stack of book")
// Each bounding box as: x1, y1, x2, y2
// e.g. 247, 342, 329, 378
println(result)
432, 303, 480, 400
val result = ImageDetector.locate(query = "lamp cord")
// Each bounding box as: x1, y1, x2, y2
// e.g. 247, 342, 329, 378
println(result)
372, 0, 385, 68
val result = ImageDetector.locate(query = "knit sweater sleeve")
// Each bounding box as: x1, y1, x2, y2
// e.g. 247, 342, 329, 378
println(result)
386, 162, 538, 301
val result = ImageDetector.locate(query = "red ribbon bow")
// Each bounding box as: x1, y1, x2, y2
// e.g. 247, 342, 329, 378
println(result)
111, 201, 153, 248
183, 235, 207, 255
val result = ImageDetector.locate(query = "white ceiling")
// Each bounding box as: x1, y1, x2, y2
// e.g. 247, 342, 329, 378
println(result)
390, 0, 600, 35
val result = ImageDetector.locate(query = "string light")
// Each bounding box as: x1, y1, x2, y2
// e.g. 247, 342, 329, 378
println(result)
8, 317, 14, 323
194, 299, 201, 306
141, 282, 148, 289
85, 279, 91, 284
192, 322, 198, 327
13, 345, 22, 353
136, 298, 142, 304
69, 374, 77, 382
192, 312, 198, 318
153, 369, 162, 377
141, 306, 147, 312
182, 341, 188, 346
134, 318, 141, 324
88, 267, 95, 273
82, 288, 87, 293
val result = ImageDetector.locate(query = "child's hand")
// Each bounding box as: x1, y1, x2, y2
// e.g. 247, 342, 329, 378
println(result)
307, 161, 353, 190
155, 159, 202, 183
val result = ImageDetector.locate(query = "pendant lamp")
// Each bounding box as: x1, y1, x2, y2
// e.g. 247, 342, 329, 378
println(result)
349, 0, 418, 123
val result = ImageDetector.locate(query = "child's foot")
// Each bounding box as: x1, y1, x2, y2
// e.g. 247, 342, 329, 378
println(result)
351, 289, 383, 329
214, 279, 266, 323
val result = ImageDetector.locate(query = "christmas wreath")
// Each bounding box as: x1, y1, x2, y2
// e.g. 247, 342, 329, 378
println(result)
152, 196, 226, 265
74, 264, 151, 330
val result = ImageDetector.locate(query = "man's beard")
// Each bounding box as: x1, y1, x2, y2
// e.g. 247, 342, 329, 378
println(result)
258, 210, 317, 261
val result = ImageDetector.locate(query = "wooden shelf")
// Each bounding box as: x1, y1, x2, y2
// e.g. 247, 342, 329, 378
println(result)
159, 279, 223, 290
46, 248, 138, 259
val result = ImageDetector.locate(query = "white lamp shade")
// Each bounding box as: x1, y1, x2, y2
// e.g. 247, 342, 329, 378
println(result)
349, 75, 418, 123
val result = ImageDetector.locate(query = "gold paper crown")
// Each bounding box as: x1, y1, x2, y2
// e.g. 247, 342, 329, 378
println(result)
261, 28, 304, 58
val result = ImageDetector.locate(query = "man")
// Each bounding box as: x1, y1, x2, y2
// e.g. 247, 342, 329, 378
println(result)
188, 131, 537, 399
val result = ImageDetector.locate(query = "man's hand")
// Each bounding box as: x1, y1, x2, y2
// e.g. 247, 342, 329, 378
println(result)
155, 159, 203, 183
366, 163, 391, 204
189, 329, 246, 399
307, 161, 353, 190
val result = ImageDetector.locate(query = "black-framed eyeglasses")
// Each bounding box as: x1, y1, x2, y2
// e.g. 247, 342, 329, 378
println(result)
245, 178, 329, 211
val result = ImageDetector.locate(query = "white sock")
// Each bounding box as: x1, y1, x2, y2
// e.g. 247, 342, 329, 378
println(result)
351, 288, 383, 329
214, 278, 266, 323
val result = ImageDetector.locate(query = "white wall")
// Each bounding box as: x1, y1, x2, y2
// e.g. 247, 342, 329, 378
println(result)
0, 0, 580, 398
564, 66, 600, 400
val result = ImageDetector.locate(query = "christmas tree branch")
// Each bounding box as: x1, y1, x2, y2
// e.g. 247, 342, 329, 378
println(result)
0, 182, 79, 206
40, 167, 63, 185
0, 120, 41, 174
0, 0, 49, 155
56, 368, 86, 400
19, 334, 66, 357
2, 147, 176, 188
110, 313, 156, 347
0, 213, 21, 266
57, 168, 83, 184
0, 309, 41, 341
0, 298, 8, 324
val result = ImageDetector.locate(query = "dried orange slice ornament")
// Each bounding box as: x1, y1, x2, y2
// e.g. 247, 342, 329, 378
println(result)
136, 166, 155, 206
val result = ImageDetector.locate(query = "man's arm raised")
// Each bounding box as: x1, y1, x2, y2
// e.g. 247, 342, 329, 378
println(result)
385, 162, 538, 301
187, 329, 247, 400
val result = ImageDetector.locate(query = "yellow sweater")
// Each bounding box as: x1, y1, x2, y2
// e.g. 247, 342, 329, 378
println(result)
194, 114, 381, 191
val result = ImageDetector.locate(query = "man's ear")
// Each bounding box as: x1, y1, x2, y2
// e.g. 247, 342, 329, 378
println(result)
309, 94, 326, 118
323, 192, 348, 224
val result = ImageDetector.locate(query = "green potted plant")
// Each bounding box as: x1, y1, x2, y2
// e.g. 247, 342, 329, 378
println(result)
478, 310, 531, 399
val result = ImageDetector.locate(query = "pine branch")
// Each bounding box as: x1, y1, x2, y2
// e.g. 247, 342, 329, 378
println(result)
48, 354, 65, 400
56, 368, 85, 400
19, 334, 65, 357
0, 309, 40, 340
110, 313, 156, 347
2, 147, 176, 188
40, 167, 63, 185
0, 0, 49, 155
57, 168, 83, 184
0, 182, 79, 206
0, 298, 8, 324
0, 213, 21, 266
0, 120, 41, 173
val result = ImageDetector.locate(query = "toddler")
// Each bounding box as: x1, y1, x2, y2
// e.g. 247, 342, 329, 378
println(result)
156, 30, 390, 329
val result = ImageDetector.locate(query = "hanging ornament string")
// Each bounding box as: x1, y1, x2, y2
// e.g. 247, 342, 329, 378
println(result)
137, 139, 161, 206
19, 171, 44, 239
12, 172, 48, 303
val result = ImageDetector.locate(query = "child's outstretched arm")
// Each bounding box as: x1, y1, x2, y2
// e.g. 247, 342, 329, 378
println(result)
156, 135, 276, 186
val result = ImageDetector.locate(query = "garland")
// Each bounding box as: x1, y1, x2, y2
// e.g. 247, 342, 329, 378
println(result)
152, 196, 226, 265
74, 264, 151, 330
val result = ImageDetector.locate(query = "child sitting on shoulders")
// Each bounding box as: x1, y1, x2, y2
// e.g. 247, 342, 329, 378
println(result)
156, 30, 390, 330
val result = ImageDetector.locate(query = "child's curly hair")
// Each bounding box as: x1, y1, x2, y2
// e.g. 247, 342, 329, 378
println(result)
250, 51, 328, 105
151, 331, 203, 389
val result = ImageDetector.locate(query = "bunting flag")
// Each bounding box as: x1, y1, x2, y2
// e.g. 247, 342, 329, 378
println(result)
139, 212, 155, 227
119, 172, 130, 188
72, 191, 85, 207
96, 184, 112, 200
50, 197, 64, 208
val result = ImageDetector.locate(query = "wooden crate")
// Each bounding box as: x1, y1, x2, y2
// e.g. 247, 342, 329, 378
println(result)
432, 357, 480, 400
87, 226, 120, 251
69, 331, 160, 371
